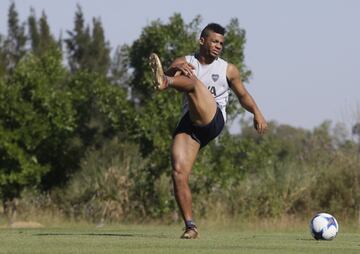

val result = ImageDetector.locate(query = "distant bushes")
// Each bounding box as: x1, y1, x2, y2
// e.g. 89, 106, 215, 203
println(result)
189, 121, 360, 222
1, 3, 360, 225
13, 121, 360, 225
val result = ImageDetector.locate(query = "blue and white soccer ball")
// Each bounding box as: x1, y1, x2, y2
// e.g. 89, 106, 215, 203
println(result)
310, 213, 339, 240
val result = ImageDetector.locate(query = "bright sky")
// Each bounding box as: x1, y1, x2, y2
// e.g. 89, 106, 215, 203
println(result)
1, 0, 359, 132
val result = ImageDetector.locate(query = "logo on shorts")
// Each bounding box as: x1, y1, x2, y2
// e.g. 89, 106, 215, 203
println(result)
212, 74, 219, 82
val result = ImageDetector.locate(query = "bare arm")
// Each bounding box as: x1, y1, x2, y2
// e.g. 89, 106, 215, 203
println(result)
165, 57, 195, 77
227, 63, 267, 134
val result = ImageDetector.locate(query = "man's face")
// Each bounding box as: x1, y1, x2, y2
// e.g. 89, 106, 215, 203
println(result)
200, 31, 224, 58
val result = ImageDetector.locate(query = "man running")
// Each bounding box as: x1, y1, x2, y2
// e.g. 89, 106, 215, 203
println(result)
149, 23, 267, 239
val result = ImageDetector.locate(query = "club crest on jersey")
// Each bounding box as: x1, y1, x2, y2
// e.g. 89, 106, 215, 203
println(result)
212, 74, 219, 82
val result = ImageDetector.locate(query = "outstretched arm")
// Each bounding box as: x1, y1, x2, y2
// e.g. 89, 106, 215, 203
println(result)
227, 63, 267, 134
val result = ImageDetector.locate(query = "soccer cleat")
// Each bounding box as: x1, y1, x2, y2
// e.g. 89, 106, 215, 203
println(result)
149, 53, 168, 90
180, 226, 199, 239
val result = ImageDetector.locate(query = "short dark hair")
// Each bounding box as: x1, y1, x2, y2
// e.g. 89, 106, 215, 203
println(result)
200, 23, 226, 38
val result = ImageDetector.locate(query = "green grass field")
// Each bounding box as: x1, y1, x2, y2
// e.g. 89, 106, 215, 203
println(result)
1, 224, 359, 254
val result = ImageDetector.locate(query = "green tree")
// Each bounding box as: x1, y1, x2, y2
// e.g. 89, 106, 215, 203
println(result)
38, 12, 59, 53
89, 17, 111, 75
110, 45, 130, 88
0, 44, 133, 214
0, 35, 6, 77
28, 8, 40, 53
65, 5, 91, 73
0, 49, 75, 220
3, 2, 27, 73
127, 14, 200, 160
128, 14, 199, 103
28, 10, 59, 56
65, 5, 110, 75
40, 70, 133, 189
223, 18, 252, 120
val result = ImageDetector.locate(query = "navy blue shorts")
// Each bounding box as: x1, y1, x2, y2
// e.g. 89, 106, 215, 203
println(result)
173, 106, 225, 148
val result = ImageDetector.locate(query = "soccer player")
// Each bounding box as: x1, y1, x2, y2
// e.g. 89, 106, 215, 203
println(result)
149, 23, 267, 239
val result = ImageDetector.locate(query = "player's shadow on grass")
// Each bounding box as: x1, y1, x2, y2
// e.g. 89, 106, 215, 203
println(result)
34, 232, 169, 238
296, 238, 315, 241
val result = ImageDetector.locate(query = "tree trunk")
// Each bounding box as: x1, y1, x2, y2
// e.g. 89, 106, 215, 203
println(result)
3, 198, 17, 226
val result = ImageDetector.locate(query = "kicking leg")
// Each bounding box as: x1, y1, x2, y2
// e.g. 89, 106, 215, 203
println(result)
149, 53, 217, 126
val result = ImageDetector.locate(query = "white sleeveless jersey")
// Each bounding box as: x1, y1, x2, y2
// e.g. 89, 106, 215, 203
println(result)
183, 55, 230, 121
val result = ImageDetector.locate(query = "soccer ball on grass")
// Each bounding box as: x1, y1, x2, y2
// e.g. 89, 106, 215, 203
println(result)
309, 213, 339, 240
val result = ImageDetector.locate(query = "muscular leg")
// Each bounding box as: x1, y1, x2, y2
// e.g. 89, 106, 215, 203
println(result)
171, 133, 200, 222
150, 53, 216, 238
149, 53, 217, 125
169, 75, 216, 233
169, 75, 217, 126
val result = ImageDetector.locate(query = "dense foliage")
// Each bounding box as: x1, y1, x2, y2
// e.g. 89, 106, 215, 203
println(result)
0, 3, 359, 224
